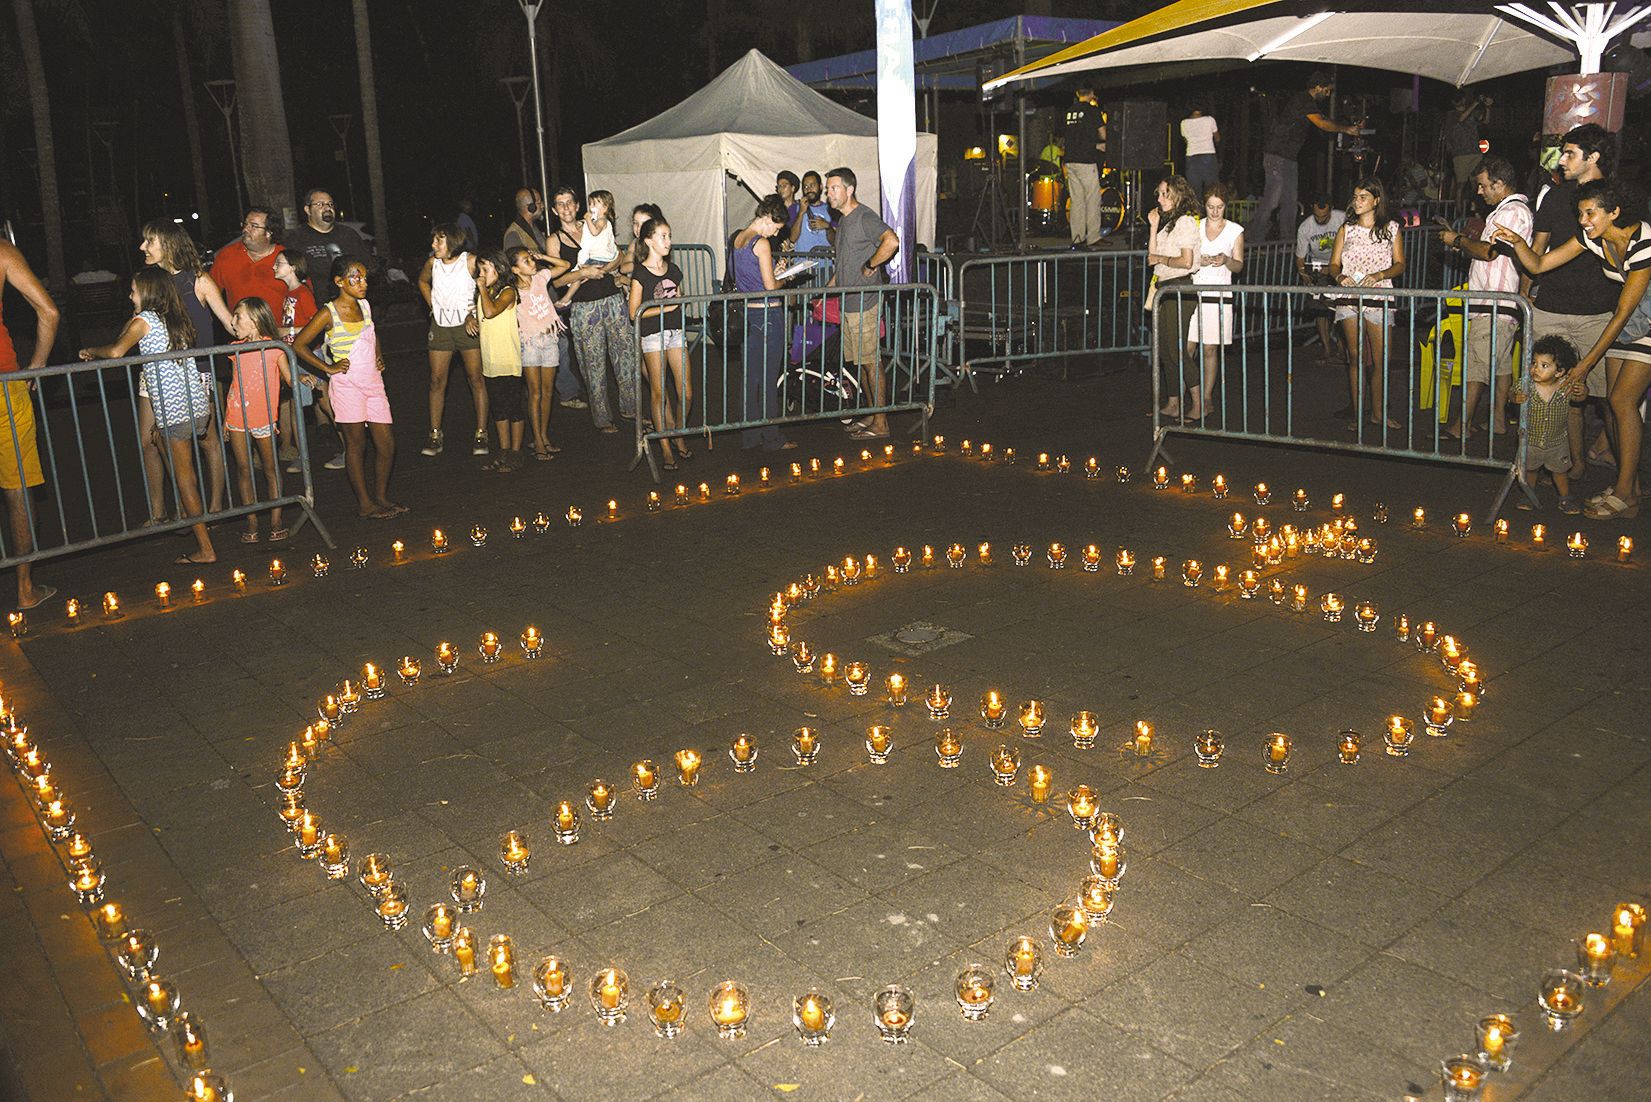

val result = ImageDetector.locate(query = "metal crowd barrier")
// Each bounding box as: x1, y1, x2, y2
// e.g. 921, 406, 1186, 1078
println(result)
1147, 284, 1534, 520
627, 282, 940, 482
672, 243, 719, 298
0, 340, 332, 571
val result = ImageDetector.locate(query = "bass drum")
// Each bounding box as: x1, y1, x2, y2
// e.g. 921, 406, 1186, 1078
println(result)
1095, 186, 1126, 238
1028, 173, 1064, 229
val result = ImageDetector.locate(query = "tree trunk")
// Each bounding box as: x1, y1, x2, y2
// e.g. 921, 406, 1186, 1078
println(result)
171, 6, 213, 238
352, 0, 389, 249
11, 0, 67, 292
228, 0, 295, 224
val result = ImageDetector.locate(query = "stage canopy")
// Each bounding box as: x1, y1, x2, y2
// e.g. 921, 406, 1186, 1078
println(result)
584, 49, 937, 273
787, 15, 1117, 91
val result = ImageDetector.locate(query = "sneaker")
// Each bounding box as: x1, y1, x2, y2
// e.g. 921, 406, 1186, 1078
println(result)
420, 430, 444, 457
560, 397, 588, 410
324, 452, 347, 470
285, 460, 303, 474
472, 430, 489, 456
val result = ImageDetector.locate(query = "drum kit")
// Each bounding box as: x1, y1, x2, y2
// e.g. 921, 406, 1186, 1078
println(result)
1026, 161, 1129, 240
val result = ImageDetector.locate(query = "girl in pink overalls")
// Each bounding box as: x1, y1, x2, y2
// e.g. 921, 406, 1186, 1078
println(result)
292, 258, 406, 518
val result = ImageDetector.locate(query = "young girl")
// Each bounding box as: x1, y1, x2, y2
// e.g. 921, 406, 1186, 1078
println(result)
1177, 183, 1246, 422
273, 250, 342, 473
1512, 335, 1579, 512
416, 223, 488, 458
477, 252, 526, 472
224, 299, 292, 542
509, 246, 565, 461
1330, 177, 1406, 430
627, 218, 691, 468
1146, 175, 1201, 419
293, 259, 405, 518
574, 190, 619, 272
79, 269, 216, 564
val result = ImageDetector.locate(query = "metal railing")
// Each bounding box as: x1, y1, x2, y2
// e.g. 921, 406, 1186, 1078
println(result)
1147, 284, 1534, 520
628, 282, 941, 482
0, 340, 332, 570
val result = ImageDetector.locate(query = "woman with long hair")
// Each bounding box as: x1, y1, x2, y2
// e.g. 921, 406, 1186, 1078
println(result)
729, 194, 796, 453
416, 222, 488, 457
627, 217, 691, 468
1329, 177, 1406, 430
1177, 183, 1246, 422
550, 186, 637, 434
1146, 175, 1202, 419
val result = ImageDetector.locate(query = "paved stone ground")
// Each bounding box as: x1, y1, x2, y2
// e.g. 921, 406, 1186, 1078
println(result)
2, 326, 1649, 1101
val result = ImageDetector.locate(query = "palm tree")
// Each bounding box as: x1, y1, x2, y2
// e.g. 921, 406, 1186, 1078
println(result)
227, 0, 294, 218
352, 0, 388, 248
9, 0, 66, 291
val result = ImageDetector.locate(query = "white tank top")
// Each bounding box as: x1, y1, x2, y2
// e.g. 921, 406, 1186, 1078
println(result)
430, 254, 475, 327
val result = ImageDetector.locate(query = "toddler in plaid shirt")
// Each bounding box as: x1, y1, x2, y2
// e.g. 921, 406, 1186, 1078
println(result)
1513, 334, 1578, 512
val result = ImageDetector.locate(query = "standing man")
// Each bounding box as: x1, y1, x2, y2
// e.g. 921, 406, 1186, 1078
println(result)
1180, 104, 1220, 196
1439, 156, 1532, 439
1252, 72, 1361, 242
1526, 123, 1618, 479
1443, 92, 1492, 205
1294, 195, 1346, 362
210, 207, 285, 315
826, 167, 899, 441
0, 239, 59, 612
1062, 85, 1107, 250
284, 189, 372, 304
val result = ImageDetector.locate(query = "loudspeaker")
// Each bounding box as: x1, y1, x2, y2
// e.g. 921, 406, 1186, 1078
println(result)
1108, 101, 1167, 171
979, 62, 1003, 103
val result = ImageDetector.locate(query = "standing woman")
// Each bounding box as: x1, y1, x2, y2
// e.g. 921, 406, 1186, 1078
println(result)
138, 221, 231, 517
1145, 175, 1201, 419
729, 195, 795, 453
1329, 177, 1405, 430
416, 223, 488, 458
1179, 183, 1245, 422
550, 187, 637, 434
1496, 179, 1651, 520
292, 259, 404, 519
627, 217, 690, 469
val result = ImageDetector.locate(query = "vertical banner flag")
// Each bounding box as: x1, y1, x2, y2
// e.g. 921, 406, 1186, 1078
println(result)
875, 0, 917, 283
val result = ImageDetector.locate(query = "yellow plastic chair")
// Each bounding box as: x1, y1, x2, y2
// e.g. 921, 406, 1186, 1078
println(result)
1418, 286, 1521, 423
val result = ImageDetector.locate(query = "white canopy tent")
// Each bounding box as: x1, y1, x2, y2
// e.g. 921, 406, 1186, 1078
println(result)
583, 49, 938, 276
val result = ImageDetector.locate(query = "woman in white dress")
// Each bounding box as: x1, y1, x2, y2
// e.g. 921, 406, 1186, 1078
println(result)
1180, 184, 1245, 422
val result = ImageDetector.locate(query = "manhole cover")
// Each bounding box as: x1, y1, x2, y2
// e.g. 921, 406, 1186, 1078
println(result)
872, 620, 972, 657
895, 625, 942, 645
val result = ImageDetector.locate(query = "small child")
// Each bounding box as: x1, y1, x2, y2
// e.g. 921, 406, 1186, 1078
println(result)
225, 298, 292, 542
1513, 334, 1578, 513
476, 252, 526, 471
510, 246, 564, 460
273, 250, 342, 472
575, 190, 619, 269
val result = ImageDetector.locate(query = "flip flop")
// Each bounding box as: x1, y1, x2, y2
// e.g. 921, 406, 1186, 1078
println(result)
849, 427, 889, 440
240, 531, 260, 545
268, 528, 290, 543
175, 553, 216, 565
15, 585, 56, 612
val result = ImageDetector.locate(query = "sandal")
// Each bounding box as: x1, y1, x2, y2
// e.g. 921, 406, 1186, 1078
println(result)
849, 426, 889, 440
480, 457, 512, 473
175, 553, 216, 565
1557, 496, 1582, 516
661, 458, 679, 472
240, 531, 261, 545
1584, 493, 1638, 520
268, 528, 290, 543
16, 585, 56, 612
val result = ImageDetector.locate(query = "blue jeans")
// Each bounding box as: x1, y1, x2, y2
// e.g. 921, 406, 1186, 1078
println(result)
1185, 153, 1219, 197
1252, 153, 1298, 243
553, 331, 582, 400
740, 305, 789, 450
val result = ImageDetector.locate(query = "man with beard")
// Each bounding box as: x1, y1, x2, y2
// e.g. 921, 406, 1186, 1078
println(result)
1252, 72, 1361, 242
210, 207, 285, 316
284, 189, 372, 304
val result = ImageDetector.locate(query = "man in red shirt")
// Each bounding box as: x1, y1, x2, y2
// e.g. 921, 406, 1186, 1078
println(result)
210, 207, 285, 315
0, 239, 60, 611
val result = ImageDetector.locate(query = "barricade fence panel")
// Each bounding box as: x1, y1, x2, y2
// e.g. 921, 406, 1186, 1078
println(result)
629, 283, 939, 482
1148, 284, 1533, 520
0, 340, 332, 570
956, 250, 1155, 375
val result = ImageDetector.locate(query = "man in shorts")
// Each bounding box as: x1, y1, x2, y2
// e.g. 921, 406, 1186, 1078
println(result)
0, 239, 60, 611
825, 167, 899, 440
1295, 195, 1346, 361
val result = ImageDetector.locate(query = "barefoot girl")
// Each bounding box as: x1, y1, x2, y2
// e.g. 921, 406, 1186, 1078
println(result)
509, 246, 566, 460
225, 298, 292, 542
293, 259, 404, 518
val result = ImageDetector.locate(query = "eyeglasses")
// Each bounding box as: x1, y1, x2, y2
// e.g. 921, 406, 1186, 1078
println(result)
243, 221, 269, 231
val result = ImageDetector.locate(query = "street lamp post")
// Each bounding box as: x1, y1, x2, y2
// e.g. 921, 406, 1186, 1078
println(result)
329, 114, 357, 216
515, 1, 554, 221
501, 76, 532, 188
204, 79, 245, 215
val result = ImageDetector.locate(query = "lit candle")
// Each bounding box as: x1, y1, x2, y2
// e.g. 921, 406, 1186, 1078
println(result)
1084, 456, 1099, 478
1539, 968, 1584, 1026
990, 743, 1021, 785
1290, 583, 1309, 612
979, 443, 993, 461
697, 482, 711, 502
818, 652, 839, 686
436, 640, 459, 673
863, 553, 880, 578
1292, 487, 1308, 510
375, 882, 409, 927
875, 984, 915, 1042
95, 901, 127, 940
926, 683, 951, 719
1253, 481, 1271, 504
453, 927, 477, 976
1115, 548, 1135, 575
397, 656, 421, 684
500, 830, 531, 874
1018, 699, 1045, 737
424, 902, 456, 947
1425, 696, 1455, 735
1619, 535, 1634, 562
865, 725, 893, 764
1441, 1054, 1486, 1098
1577, 931, 1616, 986
674, 748, 702, 786
1116, 465, 1130, 483
1477, 1013, 1518, 1072
1080, 875, 1116, 920
1567, 531, 1588, 558
730, 733, 758, 772
1412, 506, 1427, 528
1037, 451, 1051, 471
886, 672, 907, 705
1090, 842, 1124, 881
1417, 620, 1439, 650
1181, 472, 1197, 494
1070, 710, 1098, 749
795, 991, 832, 1043
1384, 716, 1415, 757
1066, 784, 1098, 828
1264, 732, 1292, 773
1028, 764, 1053, 803
608, 498, 620, 519
297, 809, 322, 851
431, 528, 449, 553
946, 542, 966, 568
1238, 570, 1260, 598
101, 591, 122, 619
1132, 720, 1154, 757
1152, 465, 1169, 489
477, 631, 502, 663
1337, 730, 1362, 765
648, 979, 686, 1037
43, 798, 73, 837
1613, 903, 1646, 957
955, 964, 995, 1020
1212, 474, 1228, 497
842, 555, 863, 584
920, 544, 936, 569
143, 979, 175, 1022
1180, 559, 1202, 587
980, 690, 1007, 727
390, 539, 406, 564
534, 955, 570, 1011
934, 727, 962, 767
709, 980, 749, 1038
1194, 729, 1224, 767
844, 660, 869, 695
632, 759, 660, 799
1228, 511, 1248, 538
509, 515, 527, 538
1454, 512, 1472, 537
1320, 592, 1344, 622
553, 799, 580, 843
1050, 900, 1089, 956
1355, 600, 1379, 632
832, 457, 844, 475
790, 640, 815, 674
65, 597, 82, 624
489, 934, 516, 988
1531, 523, 1547, 546
320, 833, 348, 877
1006, 936, 1042, 990
793, 727, 820, 765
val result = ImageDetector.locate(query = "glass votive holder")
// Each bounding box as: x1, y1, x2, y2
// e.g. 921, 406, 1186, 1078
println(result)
674, 748, 702, 786
1049, 899, 1089, 957
1089, 842, 1126, 887
117, 929, 159, 980
729, 734, 759, 773
553, 800, 581, 844
533, 955, 571, 1013
1212, 474, 1229, 498
1004, 935, 1043, 991
1440, 1053, 1488, 1101
844, 661, 870, 696
1576, 932, 1617, 986
1066, 785, 1098, 829
1116, 465, 1130, 483
1354, 601, 1379, 631
990, 743, 1020, 786
1181, 559, 1203, 587
453, 927, 478, 977
1476, 1013, 1519, 1072
358, 852, 393, 895
1384, 717, 1415, 757
648, 979, 688, 1038
135, 978, 180, 1032
397, 656, 421, 685
790, 641, 815, 674
1090, 812, 1123, 847
1017, 700, 1046, 737
865, 725, 893, 764
926, 685, 951, 720
1027, 764, 1053, 804
946, 542, 966, 569
1152, 466, 1169, 489
793, 728, 821, 765
1047, 543, 1067, 569
793, 990, 835, 1046
1337, 730, 1362, 765
1079, 544, 1101, 571
435, 641, 460, 674
709, 980, 750, 1038
818, 652, 840, 685
1425, 696, 1455, 736
1613, 902, 1646, 958
892, 546, 912, 572
520, 627, 544, 658
1131, 720, 1155, 758
450, 866, 486, 912
1194, 729, 1224, 768
980, 690, 1007, 728
874, 984, 915, 1043
1538, 968, 1585, 1029
591, 966, 629, 1026
934, 728, 962, 768
1263, 733, 1292, 774
632, 759, 661, 800
422, 902, 458, 952
1238, 570, 1261, 599
1568, 532, 1588, 559
1070, 711, 1099, 750
375, 881, 410, 929
499, 830, 531, 875
1151, 555, 1168, 581
1320, 593, 1345, 622
1228, 512, 1248, 539
1079, 874, 1116, 922
172, 1011, 209, 1071
585, 781, 614, 820
69, 857, 105, 905
886, 673, 908, 706
1012, 543, 1034, 567
955, 963, 994, 1021
1393, 614, 1412, 643
1115, 548, 1135, 575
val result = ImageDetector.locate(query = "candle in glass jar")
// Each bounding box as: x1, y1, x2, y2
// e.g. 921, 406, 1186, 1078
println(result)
1006, 936, 1042, 990
886, 672, 907, 705
1028, 764, 1052, 803
730, 734, 758, 772
674, 748, 702, 785
1531, 523, 1547, 546
489, 934, 516, 988
844, 661, 869, 695
1567, 531, 1588, 558
398, 656, 421, 684
453, 927, 477, 976
793, 727, 820, 764
1212, 474, 1228, 497
1066, 784, 1098, 828
1018, 699, 1045, 737
1337, 730, 1362, 764
818, 652, 839, 684
1132, 720, 1154, 757
1577, 932, 1616, 985
1612, 903, 1646, 957
934, 728, 962, 767
426, 902, 455, 942
500, 830, 530, 873
1050, 900, 1089, 956
1454, 512, 1472, 537
980, 690, 1007, 727
1384, 716, 1415, 756
1253, 481, 1271, 504
1070, 710, 1098, 749
632, 759, 659, 797
436, 640, 459, 672
1264, 732, 1292, 773
709, 980, 749, 1037
94, 901, 128, 940
865, 725, 893, 763
796, 991, 830, 1035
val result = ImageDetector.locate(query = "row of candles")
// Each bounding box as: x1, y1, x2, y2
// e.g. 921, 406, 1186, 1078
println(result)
3, 706, 231, 1101
1439, 902, 1646, 1100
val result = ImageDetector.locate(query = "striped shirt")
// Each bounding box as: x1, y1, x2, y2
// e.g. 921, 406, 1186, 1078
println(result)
1578, 221, 1651, 285
1468, 192, 1531, 315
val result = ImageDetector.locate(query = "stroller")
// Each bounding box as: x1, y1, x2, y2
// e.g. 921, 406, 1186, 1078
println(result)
785, 298, 869, 421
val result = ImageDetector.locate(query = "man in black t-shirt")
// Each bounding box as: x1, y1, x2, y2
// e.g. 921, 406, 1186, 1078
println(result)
283, 188, 373, 303
1062, 85, 1108, 249
1251, 72, 1360, 242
